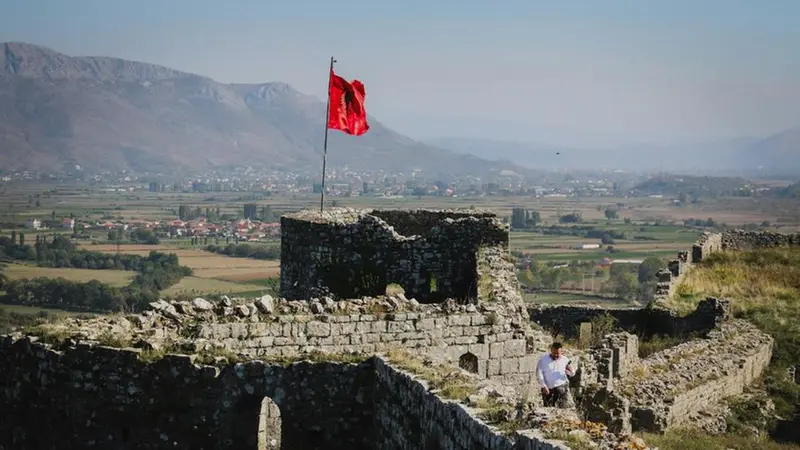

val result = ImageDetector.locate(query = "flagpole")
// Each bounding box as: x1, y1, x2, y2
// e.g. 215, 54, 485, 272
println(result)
320, 56, 335, 214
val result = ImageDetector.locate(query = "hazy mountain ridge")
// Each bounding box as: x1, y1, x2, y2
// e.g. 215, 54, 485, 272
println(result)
429, 131, 798, 175
0, 42, 524, 177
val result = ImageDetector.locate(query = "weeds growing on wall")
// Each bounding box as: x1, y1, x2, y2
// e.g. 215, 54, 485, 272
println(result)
640, 428, 800, 450
665, 248, 800, 443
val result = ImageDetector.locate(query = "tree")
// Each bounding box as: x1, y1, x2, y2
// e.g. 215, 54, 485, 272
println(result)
10, 230, 16, 245
526, 210, 541, 227
559, 212, 582, 224
18, 233, 25, 246
511, 208, 527, 229
610, 271, 638, 299
638, 257, 663, 283
604, 208, 619, 220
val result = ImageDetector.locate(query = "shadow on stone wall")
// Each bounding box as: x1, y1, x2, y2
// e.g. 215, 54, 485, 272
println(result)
529, 297, 730, 341
0, 336, 570, 450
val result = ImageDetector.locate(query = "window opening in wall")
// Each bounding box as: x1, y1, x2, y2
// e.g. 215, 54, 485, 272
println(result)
458, 352, 479, 374
257, 397, 281, 450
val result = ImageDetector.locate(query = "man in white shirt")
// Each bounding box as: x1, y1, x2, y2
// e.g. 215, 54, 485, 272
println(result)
536, 342, 575, 408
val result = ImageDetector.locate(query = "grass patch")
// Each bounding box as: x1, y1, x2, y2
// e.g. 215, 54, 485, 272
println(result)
638, 333, 697, 358
96, 330, 132, 348
662, 248, 800, 443
667, 249, 800, 371
384, 348, 478, 400
640, 428, 800, 450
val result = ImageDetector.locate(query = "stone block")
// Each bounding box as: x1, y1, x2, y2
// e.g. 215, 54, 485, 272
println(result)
500, 358, 519, 375
416, 318, 436, 331
306, 321, 331, 337
448, 315, 472, 327
518, 355, 538, 374
468, 344, 489, 360
489, 342, 505, 359
387, 321, 412, 333
504, 339, 526, 357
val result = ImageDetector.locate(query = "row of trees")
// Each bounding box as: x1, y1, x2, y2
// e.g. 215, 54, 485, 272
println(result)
107, 228, 160, 245
0, 252, 192, 312
205, 243, 280, 260
177, 203, 280, 222
521, 256, 664, 300
0, 235, 146, 270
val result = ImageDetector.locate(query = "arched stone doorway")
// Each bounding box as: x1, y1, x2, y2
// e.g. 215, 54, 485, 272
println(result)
458, 352, 479, 374
257, 397, 281, 450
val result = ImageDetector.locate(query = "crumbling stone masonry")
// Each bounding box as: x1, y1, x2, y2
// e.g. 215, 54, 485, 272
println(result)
279, 208, 508, 302
577, 319, 773, 434
85, 293, 550, 396
529, 297, 731, 340
0, 335, 579, 450
657, 229, 800, 303
0, 335, 375, 450
527, 229, 795, 436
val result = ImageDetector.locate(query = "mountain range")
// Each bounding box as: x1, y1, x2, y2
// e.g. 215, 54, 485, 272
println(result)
0, 42, 524, 178
2, 42, 797, 178
428, 130, 800, 176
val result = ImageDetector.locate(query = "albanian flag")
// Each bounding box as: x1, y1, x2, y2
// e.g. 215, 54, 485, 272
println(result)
327, 69, 369, 136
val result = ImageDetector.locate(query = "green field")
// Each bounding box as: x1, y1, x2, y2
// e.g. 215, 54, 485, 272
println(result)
3, 180, 800, 298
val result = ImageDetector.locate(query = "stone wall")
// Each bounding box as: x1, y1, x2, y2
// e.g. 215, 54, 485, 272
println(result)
653, 229, 800, 304
720, 230, 800, 251
528, 297, 731, 340
0, 334, 580, 450
54, 293, 551, 397
621, 320, 774, 433
193, 309, 540, 390
691, 232, 723, 263
279, 208, 509, 302
372, 358, 575, 450
0, 335, 375, 450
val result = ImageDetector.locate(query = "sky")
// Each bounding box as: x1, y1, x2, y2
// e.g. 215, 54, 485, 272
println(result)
1, 0, 799, 147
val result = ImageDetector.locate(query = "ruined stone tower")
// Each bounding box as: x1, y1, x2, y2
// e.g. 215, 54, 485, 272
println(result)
279, 208, 511, 303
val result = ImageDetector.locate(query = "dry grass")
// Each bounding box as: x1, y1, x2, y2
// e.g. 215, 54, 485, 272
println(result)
160, 276, 268, 296
384, 348, 478, 400
665, 248, 800, 432
640, 428, 800, 450
668, 249, 800, 316
3, 264, 135, 287
81, 244, 280, 284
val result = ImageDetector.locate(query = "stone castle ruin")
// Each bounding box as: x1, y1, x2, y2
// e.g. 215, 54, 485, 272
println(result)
279, 209, 509, 302
0, 210, 795, 450
529, 229, 796, 435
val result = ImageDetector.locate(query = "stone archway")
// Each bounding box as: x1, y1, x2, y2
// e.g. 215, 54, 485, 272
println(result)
458, 352, 479, 374
257, 397, 281, 450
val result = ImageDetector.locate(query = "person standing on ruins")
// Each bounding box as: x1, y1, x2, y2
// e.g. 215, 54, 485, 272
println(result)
536, 342, 575, 408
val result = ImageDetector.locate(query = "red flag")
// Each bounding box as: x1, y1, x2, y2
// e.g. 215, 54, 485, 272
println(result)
328, 69, 369, 136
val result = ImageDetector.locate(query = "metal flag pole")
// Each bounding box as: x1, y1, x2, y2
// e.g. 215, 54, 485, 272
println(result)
320, 56, 336, 213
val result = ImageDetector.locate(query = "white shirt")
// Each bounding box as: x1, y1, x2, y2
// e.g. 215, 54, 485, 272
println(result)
536, 353, 571, 389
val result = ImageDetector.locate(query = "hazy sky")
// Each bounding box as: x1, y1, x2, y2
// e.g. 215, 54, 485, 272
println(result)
2, 0, 799, 147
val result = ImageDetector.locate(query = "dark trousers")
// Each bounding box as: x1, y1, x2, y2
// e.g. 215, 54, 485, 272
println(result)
542, 384, 569, 408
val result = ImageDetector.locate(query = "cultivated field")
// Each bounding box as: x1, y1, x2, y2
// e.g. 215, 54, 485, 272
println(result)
80, 244, 281, 295
160, 276, 269, 297
3, 180, 799, 299
3, 263, 135, 287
